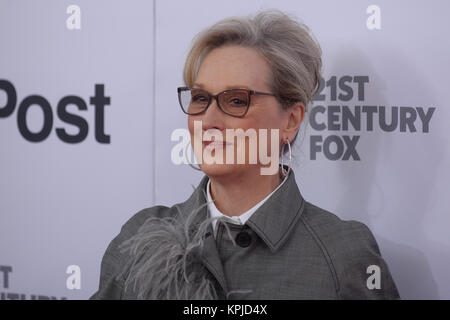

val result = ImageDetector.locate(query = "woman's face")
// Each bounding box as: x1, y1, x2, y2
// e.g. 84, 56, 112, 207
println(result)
187, 45, 303, 179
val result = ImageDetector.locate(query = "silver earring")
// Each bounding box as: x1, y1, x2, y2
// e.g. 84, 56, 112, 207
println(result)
184, 142, 202, 171
280, 138, 292, 178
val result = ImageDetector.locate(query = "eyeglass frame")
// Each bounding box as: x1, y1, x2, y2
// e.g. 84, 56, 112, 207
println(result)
177, 86, 277, 118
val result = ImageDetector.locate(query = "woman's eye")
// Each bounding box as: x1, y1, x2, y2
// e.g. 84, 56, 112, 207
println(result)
192, 95, 208, 102
230, 98, 246, 106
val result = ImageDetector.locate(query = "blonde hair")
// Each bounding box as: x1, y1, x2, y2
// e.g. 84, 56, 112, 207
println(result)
183, 9, 322, 112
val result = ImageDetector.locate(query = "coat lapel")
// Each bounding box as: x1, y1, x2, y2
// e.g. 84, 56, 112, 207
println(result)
175, 165, 305, 297
246, 167, 306, 253
176, 175, 229, 296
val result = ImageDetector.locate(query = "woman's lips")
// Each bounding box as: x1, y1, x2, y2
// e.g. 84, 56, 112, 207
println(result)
203, 140, 233, 150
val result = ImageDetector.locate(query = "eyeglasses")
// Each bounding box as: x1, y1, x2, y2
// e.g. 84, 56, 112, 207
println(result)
177, 86, 276, 118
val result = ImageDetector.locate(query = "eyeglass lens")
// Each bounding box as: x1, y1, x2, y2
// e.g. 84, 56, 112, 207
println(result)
179, 88, 249, 116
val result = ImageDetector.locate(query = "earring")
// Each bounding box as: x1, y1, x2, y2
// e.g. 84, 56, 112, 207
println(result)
184, 142, 202, 171
280, 138, 292, 178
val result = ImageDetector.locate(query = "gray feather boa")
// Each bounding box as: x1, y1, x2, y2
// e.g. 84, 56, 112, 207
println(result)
117, 187, 238, 300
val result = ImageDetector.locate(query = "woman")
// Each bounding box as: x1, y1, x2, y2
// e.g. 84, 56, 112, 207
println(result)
91, 9, 400, 300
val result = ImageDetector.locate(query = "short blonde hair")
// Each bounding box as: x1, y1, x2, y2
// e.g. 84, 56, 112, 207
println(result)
183, 9, 322, 112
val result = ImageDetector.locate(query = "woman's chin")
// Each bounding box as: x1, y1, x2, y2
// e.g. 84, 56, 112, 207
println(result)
199, 163, 241, 177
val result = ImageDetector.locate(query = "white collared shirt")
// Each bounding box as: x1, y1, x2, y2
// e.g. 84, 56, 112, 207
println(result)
206, 174, 288, 238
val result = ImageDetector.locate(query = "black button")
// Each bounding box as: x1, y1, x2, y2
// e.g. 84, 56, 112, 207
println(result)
203, 231, 212, 239
235, 231, 251, 248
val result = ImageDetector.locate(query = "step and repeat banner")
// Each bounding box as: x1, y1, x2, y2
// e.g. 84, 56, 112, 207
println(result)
1, 0, 449, 299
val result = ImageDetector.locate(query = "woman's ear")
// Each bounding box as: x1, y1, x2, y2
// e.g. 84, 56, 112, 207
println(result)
283, 102, 305, 141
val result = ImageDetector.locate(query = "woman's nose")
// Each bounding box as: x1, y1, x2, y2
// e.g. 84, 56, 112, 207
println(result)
201, 97, 226, 128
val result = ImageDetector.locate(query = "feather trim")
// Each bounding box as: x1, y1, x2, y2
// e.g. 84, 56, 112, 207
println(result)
117, 185, 239, 300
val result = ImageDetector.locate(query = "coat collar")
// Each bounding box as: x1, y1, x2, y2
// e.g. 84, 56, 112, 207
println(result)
175, 165, 306, 295
246, 167, 306, 252
181, 165, 306, 252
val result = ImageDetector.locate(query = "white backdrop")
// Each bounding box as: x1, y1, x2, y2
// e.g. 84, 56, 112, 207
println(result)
1, 0, 449, 299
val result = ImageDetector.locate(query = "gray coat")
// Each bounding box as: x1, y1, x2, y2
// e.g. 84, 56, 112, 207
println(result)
90, 168, 400, 300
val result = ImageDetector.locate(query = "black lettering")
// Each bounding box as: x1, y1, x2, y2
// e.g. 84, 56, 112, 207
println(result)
310, 135, 322, 160
379, 106, 398, 132
17, 95, 53, 142
310, 106, 326, 131
313, 77, 325, 101
55, 96, 89, 143
338, 76, 353, 101
362, 106, 378, 131
353, 76, 369, 101
323, 135, 344, 160
328, 105, 340, 130
416, 107, 435, 133
90, 84, 111, 143
0, 266, 12, 289
7, 293, 19, 300
326, 76, 337, 101
400, 107, 417, 132
0, 79, 16, 118
342, 105, 361, 131
342, 136, 360, 160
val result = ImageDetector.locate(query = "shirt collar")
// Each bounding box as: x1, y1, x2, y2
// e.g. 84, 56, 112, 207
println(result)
176, 165, 305, 253
206, 171, 289, 238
